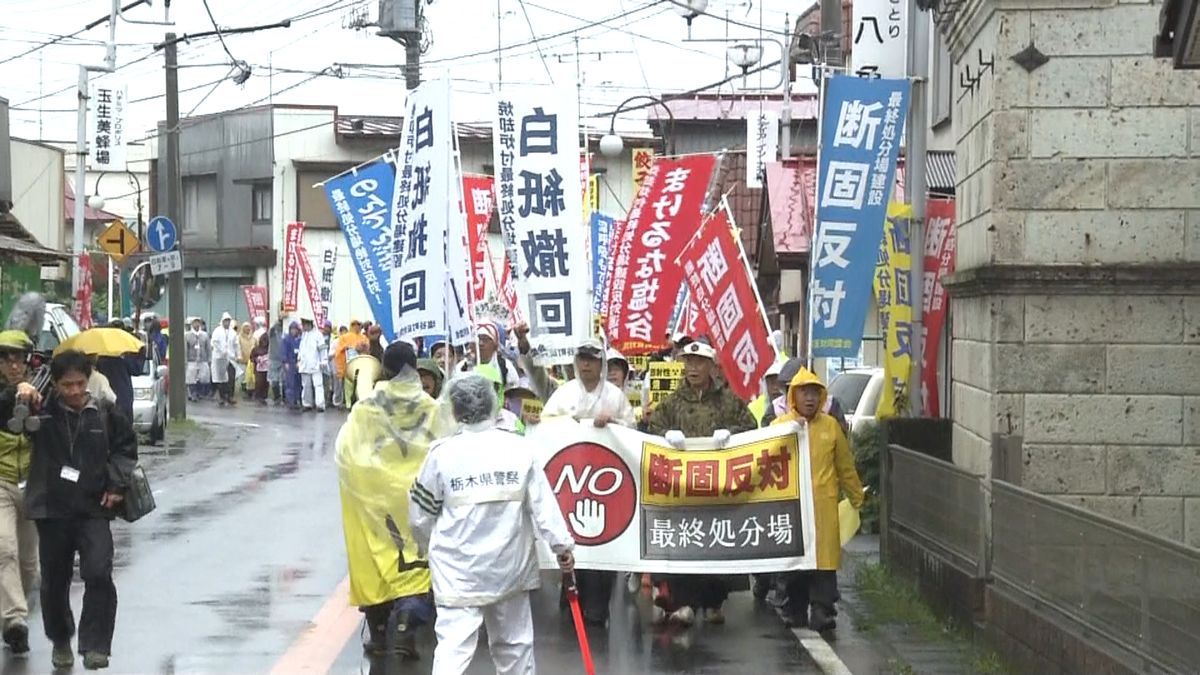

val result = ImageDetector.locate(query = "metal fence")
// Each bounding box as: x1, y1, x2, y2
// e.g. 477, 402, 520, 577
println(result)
888, 444, 983, 567
886, 445, 1200, 675
991, 481, 1200, 674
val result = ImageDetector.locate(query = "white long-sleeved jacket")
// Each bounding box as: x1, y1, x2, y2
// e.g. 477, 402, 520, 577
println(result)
542, 378, 635, 427
298, 329, 326, 373
409, 423, 575, 608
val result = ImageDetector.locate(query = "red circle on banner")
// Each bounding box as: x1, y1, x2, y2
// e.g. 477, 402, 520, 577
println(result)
543, 442, 636, 546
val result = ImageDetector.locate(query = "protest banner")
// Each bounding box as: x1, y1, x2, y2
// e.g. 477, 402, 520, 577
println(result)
297, 245, 323, 323
590, 212, 616, 316
604, 154, 717, 355
240, 285, 268, 323
282, 221, 305, 313
463, 175, 495, 305
921, 197, 956, 417
528, 419, 817, 572
874, 202, 914, 418
810, 75, 910, 358
323, 154, 396, 337
316, 248, 337, 326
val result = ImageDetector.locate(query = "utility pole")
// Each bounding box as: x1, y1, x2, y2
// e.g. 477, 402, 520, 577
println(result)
164, 32, 186, 420
820, 0, 844, 67
906, 3, 930, 416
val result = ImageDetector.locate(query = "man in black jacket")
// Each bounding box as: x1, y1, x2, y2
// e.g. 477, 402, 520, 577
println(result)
28, 350, 137, 671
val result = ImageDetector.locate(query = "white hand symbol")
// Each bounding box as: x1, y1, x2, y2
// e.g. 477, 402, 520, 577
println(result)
569, 498, 607, 539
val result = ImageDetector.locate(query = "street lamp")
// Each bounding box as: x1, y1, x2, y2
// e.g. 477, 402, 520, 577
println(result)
670, 0, 709, 38
728, 42, 764, 76
599, 95, 676, 159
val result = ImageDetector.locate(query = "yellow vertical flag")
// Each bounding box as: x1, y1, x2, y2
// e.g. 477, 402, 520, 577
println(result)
632, 148, 655, 192
588, 174, 600, 214
874, 202, 914, 418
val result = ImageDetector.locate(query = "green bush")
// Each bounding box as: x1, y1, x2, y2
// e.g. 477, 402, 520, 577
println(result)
850, 421, 885, 533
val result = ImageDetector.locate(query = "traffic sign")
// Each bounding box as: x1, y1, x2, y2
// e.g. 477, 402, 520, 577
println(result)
148, 250, 182, 276
146, 216, 178, 253
97, 219, 140, 264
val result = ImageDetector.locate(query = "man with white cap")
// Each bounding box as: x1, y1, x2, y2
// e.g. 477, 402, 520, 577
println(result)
209, 312, 241, 406
459, 321, 519, 390
542, 339, 634, 428
647, 340, 757, 626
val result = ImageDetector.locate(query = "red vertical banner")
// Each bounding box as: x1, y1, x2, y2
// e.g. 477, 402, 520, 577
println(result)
497, 255, 524, 325
462, 175, 495, 305
75, 252, 94, 329
282, 221, 305, 313
241, 285, 269, 323
297, 245, 323, 323
677, 210, 774, 401
604, 154, 718, 355
921, 198, 956, 417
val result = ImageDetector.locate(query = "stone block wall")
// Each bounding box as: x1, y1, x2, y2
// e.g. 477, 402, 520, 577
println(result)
940, 0, 1200, 546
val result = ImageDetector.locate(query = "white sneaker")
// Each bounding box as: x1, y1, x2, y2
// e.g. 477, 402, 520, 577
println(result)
651, 606, 668, 624
626, 573, 640, 594
669, 606, 695, 626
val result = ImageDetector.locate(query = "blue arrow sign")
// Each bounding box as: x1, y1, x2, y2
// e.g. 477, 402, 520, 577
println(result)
146, 216, 178, 253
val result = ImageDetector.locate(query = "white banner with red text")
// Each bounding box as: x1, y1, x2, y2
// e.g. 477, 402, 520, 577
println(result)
521, 419, 817, 573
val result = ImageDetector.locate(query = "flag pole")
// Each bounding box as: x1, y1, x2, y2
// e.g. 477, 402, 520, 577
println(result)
720, 196, 776, 353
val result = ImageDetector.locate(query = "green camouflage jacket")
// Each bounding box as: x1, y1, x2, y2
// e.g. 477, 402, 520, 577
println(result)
647, 379, 756, 438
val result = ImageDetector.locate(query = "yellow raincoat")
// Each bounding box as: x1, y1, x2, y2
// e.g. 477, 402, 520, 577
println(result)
335, 372, 450, 606
772, 367, 864, 570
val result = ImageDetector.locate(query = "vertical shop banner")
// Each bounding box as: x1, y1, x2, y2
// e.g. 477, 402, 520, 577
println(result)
632, 148, 655, 192
850, 0, 908, 79
590, 212, 616, 316
241, 285, 269, 323
317, 248, 338, 326
873, 203, 914, 418
282, 221, 305, 313
921, 198, 956, 417
324, 155, 396, 338
746, 111, 779, 189
530, 419, 817, 572
297, 245, 323, 323
678, 209, 775, 401
88, 81, 127, 171
75, 252, 94, 329
580, 153, 592, 222
463, 175, 495, 305
605, 154, 718, 355
493, 89, 588, 365
810, 75, 910, 358
392, 79, 456, 341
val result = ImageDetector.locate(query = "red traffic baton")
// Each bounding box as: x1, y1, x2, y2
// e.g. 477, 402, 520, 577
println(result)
563, 571, 596, 675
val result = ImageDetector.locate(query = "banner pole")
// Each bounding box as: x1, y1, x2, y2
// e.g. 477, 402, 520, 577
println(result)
720, 196, 776, 356
805, 64, 832, 370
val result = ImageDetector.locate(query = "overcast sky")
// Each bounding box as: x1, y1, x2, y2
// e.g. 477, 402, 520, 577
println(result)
2, 0, 816, 143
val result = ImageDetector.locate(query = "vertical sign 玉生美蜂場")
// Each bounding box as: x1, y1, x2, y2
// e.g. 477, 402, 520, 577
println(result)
604, 154, 718, 355
282, 221, 305, 313
921, 197, 956, 417
810, 75, 910, 359
850, 0, 908, 79
88, 81, 127, 171
463, 175, 495, 306
677, 208, 775, 402
391, 79, 462, 343
872, 203, 914, 418
746, 111, 778, 189
323, 154, 396, 338
493, 89, 588, 365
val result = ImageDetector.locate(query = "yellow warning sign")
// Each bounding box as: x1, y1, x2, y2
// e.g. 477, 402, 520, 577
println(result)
97, 220, 139, 265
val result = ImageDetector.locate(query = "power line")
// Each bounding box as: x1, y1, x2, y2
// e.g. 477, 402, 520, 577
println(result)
524, 2, 715, 58
0, 0, 151, 67
515, 0, 555, 83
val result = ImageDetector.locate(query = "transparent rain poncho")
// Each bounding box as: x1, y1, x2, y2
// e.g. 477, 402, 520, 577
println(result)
334, 366, 452, 607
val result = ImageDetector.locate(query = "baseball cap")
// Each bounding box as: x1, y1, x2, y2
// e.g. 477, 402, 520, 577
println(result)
679, 341, 716, 361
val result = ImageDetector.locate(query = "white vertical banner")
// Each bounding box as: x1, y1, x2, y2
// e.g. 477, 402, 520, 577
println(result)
391, 78, 458, 342
318, 247, 337, 325
493, 88, 587, 365
446, 127, 473, 346
88, 81, 127, 171
850, 0, 909, 79
746, 110, 778, 189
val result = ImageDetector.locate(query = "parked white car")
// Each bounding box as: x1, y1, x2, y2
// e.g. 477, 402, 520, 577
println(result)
36, 303, 81, 353
131, 344, 168, 445
828, 367, 885, 437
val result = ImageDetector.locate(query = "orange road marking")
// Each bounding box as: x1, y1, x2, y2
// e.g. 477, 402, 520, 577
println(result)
270, 576, 360, 675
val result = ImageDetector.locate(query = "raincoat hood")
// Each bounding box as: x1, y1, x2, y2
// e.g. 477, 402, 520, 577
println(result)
784, 367, 828, 421
416, 358, 445, 396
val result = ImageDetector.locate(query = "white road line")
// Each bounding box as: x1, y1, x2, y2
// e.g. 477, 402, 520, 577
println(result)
792, 628, 854, 675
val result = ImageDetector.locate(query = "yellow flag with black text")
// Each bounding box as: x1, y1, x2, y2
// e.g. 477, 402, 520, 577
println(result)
873, 202, 913, 418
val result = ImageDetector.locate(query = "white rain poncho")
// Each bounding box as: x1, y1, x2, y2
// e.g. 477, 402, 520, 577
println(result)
409, 376, 575, 608
335, 367, 450, 606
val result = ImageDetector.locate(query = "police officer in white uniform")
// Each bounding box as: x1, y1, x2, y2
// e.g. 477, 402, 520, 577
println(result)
410, 374, 575, 675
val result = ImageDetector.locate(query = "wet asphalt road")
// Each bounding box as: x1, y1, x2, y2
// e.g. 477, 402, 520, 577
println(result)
0, 400, 846, 674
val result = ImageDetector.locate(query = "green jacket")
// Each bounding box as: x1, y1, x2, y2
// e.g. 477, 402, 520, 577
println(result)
647, 379, 756, 438
0, 430, 32, 485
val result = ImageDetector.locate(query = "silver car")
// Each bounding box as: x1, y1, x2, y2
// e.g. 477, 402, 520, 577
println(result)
828, 367, 885, 437
131, 345, 168, 445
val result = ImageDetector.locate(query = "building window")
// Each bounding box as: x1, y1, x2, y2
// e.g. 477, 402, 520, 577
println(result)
182, 175, 217, 233
931, 31, 952, 128
297, 169, 347, 228
252, 183, 272, 223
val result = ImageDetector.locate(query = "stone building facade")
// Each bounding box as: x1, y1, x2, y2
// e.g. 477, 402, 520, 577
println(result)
939, 0, 1200, 546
